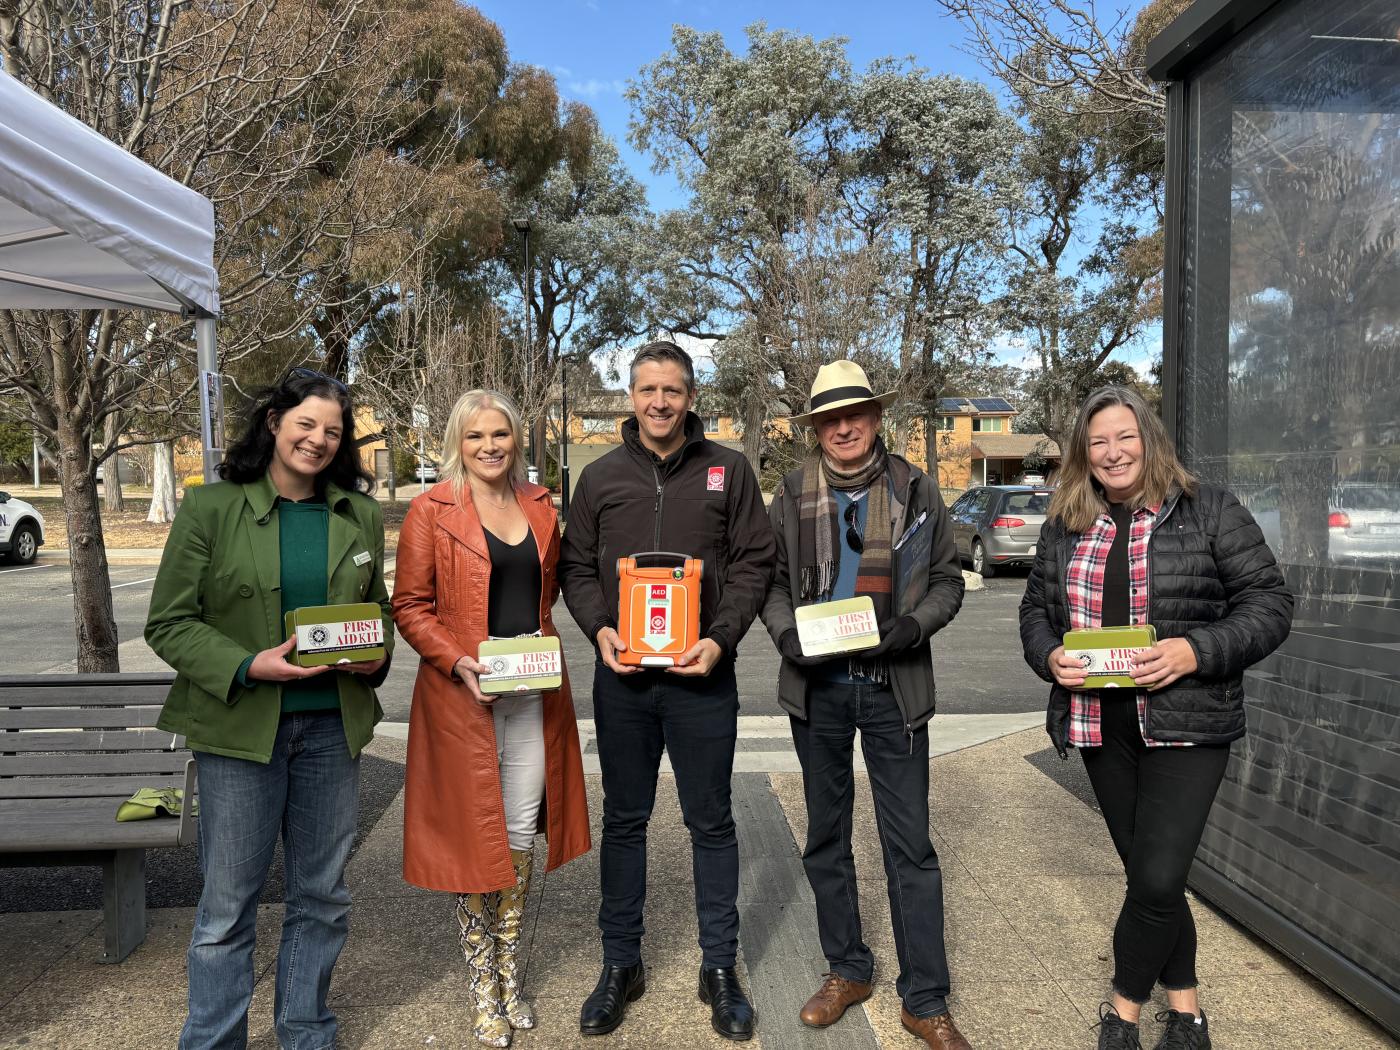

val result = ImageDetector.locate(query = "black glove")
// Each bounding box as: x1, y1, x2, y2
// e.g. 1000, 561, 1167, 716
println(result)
779, 629, 827, 667
870, 616, 921, 657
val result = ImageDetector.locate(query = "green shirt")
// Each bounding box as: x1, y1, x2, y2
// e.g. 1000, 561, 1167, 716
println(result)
278, 498, 341, 713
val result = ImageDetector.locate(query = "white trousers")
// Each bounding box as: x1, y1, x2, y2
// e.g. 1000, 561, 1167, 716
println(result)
492, 692, 546, 851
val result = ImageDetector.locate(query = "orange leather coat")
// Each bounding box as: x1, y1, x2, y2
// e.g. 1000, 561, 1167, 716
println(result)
392, 480, 590, 893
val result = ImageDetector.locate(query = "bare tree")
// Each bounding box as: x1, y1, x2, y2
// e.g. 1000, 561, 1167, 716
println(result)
0, 0, 462, 669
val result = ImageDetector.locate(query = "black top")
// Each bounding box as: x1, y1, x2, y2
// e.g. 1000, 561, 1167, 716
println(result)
485, 527, 541, 637
1103, 502, 1132, 628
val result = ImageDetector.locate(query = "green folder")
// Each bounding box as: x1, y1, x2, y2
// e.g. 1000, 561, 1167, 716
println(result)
1062, 625, 1157, 689
284, 603, 387, 667
478, 636, 563, 694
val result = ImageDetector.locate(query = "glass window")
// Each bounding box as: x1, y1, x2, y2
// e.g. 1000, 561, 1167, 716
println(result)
1175, 0, 1399, 996
971, 417, 1005, 432
702, 414, 721, 433
938, 416, 956, 432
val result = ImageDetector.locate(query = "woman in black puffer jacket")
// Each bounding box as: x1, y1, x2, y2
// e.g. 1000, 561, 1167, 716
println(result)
1019, 386, 1291, 1050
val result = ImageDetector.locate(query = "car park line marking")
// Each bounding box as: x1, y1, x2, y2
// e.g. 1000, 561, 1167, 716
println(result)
63, 575, 156, 598
0, 563, 55, 574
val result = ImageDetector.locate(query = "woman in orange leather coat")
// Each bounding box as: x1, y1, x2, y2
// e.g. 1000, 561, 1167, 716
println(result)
392, 389, 590, 1048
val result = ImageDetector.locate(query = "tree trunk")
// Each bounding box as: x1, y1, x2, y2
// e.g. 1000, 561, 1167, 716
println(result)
102, 415, 125, 513
146, 441, 177, 523
57, 413, 119, 673
385, 431, 398, 502
742, 395, 764, 479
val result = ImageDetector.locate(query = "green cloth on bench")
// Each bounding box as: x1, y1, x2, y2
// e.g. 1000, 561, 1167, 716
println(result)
115, 787, 198, 822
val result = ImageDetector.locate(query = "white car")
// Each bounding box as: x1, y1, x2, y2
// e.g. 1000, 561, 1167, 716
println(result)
0, 491, 45, 565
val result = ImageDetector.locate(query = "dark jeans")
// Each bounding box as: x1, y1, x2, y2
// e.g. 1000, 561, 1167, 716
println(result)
790, 679, 952, 1018
593, 659, 740, 968
1080, 697, 1230, 1004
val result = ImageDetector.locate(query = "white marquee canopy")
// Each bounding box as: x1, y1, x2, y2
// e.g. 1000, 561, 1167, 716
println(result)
0, 71, 218, 316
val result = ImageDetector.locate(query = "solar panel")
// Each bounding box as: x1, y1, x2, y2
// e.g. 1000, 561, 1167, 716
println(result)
936, 396, 1015, 413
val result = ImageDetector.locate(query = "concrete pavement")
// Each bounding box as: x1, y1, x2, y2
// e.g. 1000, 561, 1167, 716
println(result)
1, 733, 1393, 1047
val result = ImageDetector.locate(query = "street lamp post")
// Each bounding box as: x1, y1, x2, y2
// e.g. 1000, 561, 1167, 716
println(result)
559, 354, 571, 520
511, 217, 535, 479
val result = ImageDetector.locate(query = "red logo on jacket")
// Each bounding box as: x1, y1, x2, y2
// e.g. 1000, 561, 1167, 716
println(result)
707, 466, 726, 492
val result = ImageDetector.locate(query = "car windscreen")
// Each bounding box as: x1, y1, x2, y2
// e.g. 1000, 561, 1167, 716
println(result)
1002, 492, 1053, 515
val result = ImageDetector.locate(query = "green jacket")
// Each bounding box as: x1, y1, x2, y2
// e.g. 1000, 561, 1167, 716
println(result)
146, 472, 393, 763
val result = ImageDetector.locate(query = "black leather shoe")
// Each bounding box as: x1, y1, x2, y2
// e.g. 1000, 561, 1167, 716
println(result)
698, 966, 755, 1041
579, 961, 646, 1036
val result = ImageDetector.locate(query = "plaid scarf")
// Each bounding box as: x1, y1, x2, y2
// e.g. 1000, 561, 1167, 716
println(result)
797, 436, 903, 681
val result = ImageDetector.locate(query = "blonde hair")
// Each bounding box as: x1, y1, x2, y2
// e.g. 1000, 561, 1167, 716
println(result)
1049, 385, 1196, 533
439, 389, 528, 501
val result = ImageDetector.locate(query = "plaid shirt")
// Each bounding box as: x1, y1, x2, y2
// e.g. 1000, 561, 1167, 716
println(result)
1065, 503, 1191, 748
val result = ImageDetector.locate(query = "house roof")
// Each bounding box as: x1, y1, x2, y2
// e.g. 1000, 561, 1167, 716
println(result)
937, 397, 1016, 415
971, 433, 1061, 460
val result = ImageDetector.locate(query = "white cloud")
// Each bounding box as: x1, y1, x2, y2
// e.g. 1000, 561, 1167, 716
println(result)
566, 78, 627, 99
552, 65, 574, 79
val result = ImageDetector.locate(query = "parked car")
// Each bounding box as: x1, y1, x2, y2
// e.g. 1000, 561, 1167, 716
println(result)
1245, 482, 1400, 563
415, 461, 438, 483
0, 491, 46, 565
947, 485, 1054, 577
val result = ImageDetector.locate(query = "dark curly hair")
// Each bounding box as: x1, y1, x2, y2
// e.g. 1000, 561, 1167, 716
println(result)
217, 368, 375, 494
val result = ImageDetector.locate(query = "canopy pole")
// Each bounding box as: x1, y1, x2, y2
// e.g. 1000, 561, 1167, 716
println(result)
196, 315, 221, 483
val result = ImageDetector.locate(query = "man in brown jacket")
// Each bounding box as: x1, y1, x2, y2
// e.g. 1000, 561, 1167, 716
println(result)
559, 340, 775, 1042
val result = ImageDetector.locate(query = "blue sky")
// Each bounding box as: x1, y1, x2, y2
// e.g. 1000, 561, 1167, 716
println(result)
478, 0, 1161, 373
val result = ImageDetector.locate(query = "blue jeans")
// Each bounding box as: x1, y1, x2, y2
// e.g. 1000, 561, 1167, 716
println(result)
592, 659, 740, 968
790, 680, 952, 1018
181, 713, 359, 1050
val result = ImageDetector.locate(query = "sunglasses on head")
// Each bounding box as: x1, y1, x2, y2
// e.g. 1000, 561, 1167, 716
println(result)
844, 500, 864, 554
288, 366, 348, 394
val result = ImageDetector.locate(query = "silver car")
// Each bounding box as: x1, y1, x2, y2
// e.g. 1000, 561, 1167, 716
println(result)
1247, 482, 1400, 564
947, 485, 1053, 577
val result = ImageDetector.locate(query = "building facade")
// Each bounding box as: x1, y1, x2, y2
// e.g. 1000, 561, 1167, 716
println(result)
1150, 0, 1399, 1034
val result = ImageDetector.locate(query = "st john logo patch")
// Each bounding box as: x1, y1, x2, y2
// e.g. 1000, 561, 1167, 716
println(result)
706, 466, 726, 492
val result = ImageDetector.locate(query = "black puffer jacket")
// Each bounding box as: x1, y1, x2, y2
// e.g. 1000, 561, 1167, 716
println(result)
1020, 483, 1293, 756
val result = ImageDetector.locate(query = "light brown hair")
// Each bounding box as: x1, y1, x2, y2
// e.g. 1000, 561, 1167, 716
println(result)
1048, 385, 1196, 533
440, 389, 529, 501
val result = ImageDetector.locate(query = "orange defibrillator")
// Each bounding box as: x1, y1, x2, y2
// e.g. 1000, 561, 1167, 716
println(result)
616, 552, 703, 667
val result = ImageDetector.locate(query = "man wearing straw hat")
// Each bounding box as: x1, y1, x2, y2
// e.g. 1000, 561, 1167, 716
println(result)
761, 360, 971, 1049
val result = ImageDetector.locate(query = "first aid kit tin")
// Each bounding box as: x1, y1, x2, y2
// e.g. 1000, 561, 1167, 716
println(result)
284, 603, 386, 667
1062, 625, 1157, 689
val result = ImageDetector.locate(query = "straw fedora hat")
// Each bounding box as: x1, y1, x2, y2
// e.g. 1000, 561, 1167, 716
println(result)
788, 360, 897, 426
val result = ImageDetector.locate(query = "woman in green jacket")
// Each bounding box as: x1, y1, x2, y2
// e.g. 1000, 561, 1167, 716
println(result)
146, 368, 393, 1050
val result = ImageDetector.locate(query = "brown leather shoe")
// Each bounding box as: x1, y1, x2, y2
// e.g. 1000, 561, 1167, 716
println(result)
900, 1007, 973, 1049
798, 973, 873, 1028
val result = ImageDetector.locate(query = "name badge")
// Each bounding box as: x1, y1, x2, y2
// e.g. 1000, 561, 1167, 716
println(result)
352, 550, 372, 566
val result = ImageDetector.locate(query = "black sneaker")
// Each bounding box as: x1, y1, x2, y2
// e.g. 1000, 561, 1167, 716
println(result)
1093, 1003, 1143, 1050
1153, 1009, 1212, 1049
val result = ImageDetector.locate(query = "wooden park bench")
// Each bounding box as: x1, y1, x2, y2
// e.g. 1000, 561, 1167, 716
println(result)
0, 673, 194, 962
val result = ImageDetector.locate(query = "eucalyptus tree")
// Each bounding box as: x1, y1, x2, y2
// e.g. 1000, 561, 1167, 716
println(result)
1000, 81, 1161, 448
628, 23, 859, 471
506, 117, 650, 471
853, 64, 1021, 467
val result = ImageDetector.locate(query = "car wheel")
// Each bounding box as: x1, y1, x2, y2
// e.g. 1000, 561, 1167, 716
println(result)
971, 538, 994, 578
10, 523, 38, 565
